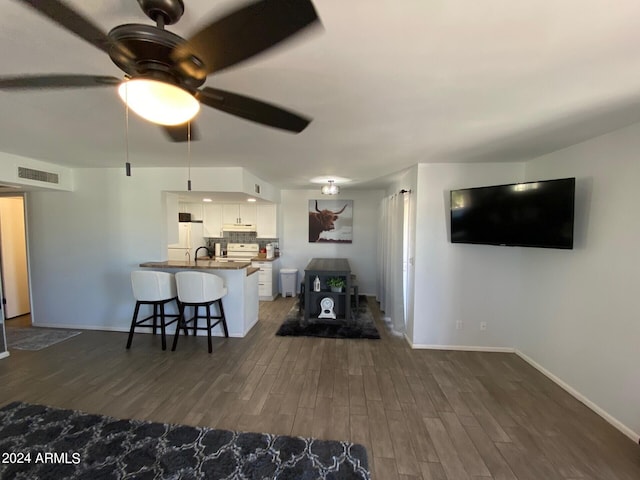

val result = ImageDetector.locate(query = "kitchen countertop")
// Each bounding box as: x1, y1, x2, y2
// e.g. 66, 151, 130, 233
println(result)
250, 256, 280, 262
140, 260, 259, 276
196, 256, 280, 263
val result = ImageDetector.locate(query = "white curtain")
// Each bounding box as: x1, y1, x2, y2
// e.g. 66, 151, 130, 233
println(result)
377, 193, 405, 335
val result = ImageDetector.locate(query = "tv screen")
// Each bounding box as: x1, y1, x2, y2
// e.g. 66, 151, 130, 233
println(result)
450, 177, 575, 249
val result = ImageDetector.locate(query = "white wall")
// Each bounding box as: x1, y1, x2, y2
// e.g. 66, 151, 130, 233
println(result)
404, 128, 640, 439
280, 189, 384, 295
411, 162, 525, 349
0, 152, 73, 191
519, 122, 640, 439
25, 166, 276, 330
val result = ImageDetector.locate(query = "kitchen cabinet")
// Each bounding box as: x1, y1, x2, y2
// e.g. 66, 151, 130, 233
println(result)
251, 259, 279, 301
203, 203, 223, 237
256, 204, 277, 238
223, 203, 257, 224
180, 202, 203, 221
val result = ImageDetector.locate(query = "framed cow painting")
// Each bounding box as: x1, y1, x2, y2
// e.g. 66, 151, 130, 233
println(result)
308, 199, 353, 243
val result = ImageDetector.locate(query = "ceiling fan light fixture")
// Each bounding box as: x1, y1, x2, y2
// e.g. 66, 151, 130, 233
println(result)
118, 78, 200, 126
321, 180, 340, 195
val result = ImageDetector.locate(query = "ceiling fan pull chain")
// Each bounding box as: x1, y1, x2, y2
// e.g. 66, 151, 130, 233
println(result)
124, 83, 131, 177
187, 121, 191, 191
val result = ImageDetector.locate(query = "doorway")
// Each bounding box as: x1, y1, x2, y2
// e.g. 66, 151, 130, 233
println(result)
0, 196, 31, 322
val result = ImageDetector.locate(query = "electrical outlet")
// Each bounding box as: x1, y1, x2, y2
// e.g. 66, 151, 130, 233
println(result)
456, 321, 463, 330
480, 322, 487, 331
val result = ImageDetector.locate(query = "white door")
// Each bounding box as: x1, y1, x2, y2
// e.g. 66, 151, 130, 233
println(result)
0, 271, 7, 356
0, 197, 30, 319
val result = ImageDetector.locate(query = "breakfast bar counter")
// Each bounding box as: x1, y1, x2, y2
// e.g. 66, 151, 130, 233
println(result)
140, 260, 259, 276
139, 260, 259, 337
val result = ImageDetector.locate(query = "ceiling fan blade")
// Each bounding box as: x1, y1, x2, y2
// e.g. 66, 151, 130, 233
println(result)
17, 0, 133, 64
162, 123, 200, 143
173, 0, 320, 78
198, 87, 311, 133
0, 74, 120, 90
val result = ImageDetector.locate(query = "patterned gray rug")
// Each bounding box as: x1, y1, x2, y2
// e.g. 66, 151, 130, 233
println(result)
0, 401, 371, 479
5, 327, 81, 351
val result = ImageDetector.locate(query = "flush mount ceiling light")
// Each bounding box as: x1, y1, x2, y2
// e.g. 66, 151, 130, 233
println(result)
321, 180, 340, 195
118, 79, 200, 126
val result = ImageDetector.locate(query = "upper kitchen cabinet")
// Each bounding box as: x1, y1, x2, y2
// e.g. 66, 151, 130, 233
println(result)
203, 203, 223, 237
179, 202, 203, 221
223, 204, 257, 225
256, 204, 277, 238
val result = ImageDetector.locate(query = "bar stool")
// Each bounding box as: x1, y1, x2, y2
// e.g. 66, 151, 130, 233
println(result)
127, 270, 180, 350
172, 271, 229, 353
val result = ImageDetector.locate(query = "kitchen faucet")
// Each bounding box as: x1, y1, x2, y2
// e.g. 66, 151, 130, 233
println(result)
194, 246, 212, 262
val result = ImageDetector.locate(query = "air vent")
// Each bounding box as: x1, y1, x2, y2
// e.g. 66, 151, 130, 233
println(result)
254, 184, 261, 194
17, 166, 59, 184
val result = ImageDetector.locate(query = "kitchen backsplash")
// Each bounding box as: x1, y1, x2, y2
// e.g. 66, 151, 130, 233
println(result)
205, 232, 278, 250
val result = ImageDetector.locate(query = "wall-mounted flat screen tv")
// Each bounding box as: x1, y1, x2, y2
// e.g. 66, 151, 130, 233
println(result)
450, 177, 575, 249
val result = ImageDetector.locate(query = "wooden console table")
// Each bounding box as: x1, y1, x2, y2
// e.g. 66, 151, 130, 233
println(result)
303, 258, 352, 324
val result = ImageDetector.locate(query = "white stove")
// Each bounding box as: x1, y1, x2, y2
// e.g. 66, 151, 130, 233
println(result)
216, 243, 259, 262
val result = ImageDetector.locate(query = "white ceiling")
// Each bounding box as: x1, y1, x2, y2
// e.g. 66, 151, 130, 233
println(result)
2, 0, 640, 190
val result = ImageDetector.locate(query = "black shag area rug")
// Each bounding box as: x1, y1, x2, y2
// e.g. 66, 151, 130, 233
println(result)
0, 401, 370, 480
276, 296, 381, 339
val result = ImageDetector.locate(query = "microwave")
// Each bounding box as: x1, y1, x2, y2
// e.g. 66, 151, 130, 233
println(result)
178, 212, 192, 222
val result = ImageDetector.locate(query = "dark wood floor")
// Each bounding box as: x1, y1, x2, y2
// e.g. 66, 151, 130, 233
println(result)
5, 312, 31, 328
1, 297, 638, 479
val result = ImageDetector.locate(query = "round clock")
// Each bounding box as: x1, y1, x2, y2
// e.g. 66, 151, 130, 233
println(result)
318, 296, 336, 319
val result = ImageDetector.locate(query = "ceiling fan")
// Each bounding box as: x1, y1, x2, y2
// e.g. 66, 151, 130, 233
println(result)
0, 0, 321, 141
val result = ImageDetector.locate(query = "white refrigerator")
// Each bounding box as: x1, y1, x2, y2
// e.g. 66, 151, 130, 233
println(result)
168, 222, 204, 261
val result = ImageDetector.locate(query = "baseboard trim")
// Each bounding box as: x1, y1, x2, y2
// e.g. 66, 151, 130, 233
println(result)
35, 322, 252, 339
515, 350, 640, 444
0, 351, 10, 360
31, 322, 122, 332
409, 343, 515, 353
